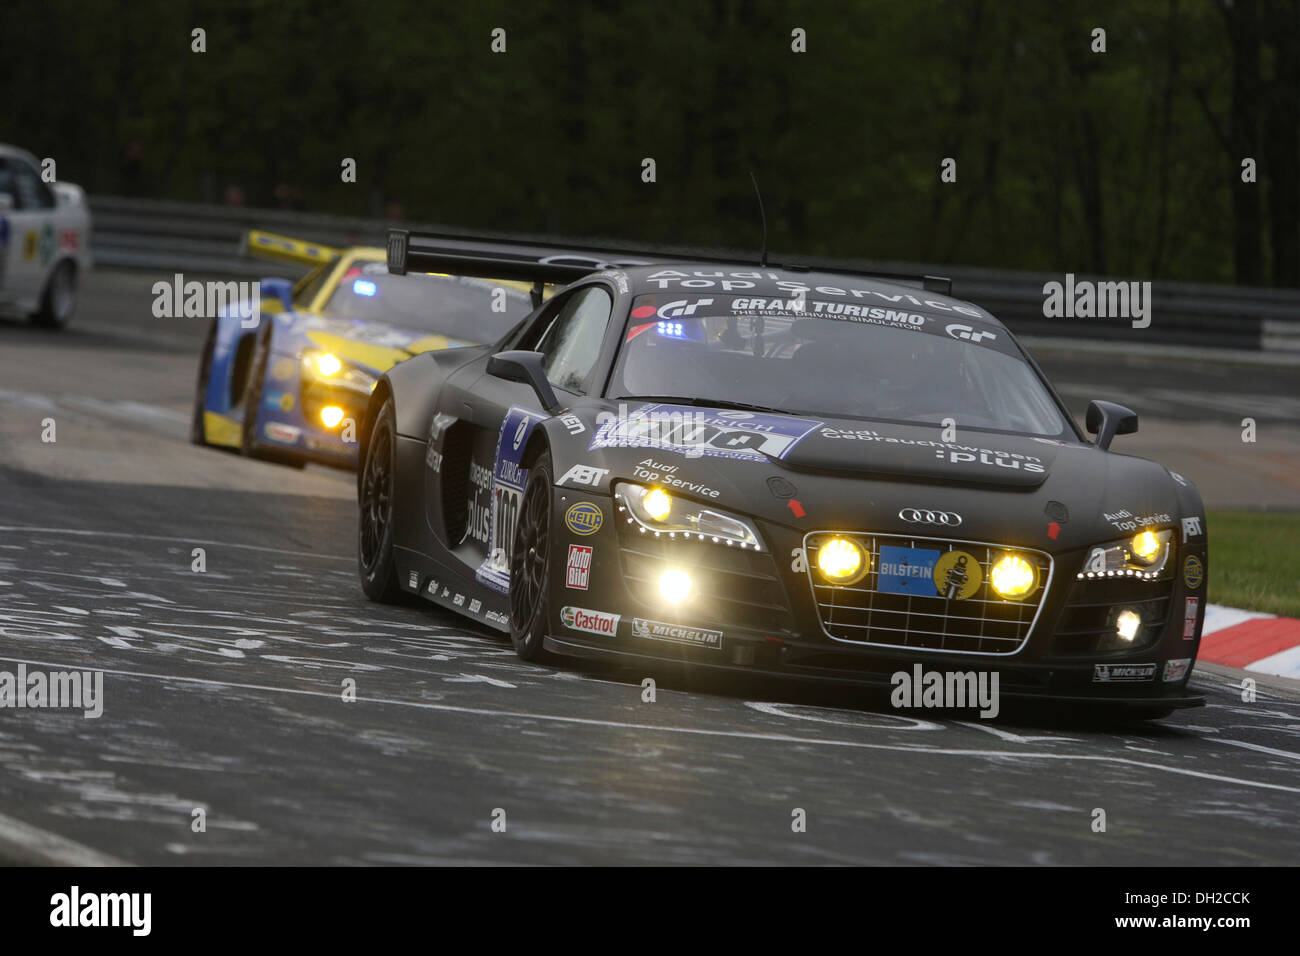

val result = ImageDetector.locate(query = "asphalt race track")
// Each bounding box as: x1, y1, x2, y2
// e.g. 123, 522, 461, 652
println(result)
0, 270, 1298, 865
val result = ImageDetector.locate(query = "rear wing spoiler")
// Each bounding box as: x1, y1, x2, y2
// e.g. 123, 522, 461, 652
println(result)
386, 229, 951, 295
242, 230, 342, 268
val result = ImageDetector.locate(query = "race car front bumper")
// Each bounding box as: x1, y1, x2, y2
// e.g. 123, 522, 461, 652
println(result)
545, 491, 1207, 710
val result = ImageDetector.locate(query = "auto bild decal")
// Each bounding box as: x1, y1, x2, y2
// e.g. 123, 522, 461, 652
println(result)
560, 606, 620, 637
565, 502, 603, 535
475, 405, 546, 594
1183, 597, 1199, 638
565, 545, 592, 589
588, 403, 822, 463
630, 618, 722, 649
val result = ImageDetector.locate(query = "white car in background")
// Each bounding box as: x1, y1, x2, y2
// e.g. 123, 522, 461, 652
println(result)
0, 143, 92, 329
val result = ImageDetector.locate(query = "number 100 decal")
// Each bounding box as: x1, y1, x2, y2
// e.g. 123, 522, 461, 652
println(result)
476, 405, 545, 593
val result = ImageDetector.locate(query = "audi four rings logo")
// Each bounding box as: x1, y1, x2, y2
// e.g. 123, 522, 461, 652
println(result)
899, 508, 963, 526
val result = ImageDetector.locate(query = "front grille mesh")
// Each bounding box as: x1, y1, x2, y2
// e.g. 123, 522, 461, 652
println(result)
806, 532, 1051, 655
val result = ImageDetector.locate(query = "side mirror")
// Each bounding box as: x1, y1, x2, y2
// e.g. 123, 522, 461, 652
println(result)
260, 276, 295, 312
1086, 400, 1138, 450
487, 350, 561, 414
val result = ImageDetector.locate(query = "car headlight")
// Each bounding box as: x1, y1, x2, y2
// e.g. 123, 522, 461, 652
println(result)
989, 553, 1039, 600
1078, 529, 1174, 580
614, 481, 763, 550
301, 350, 377, 393
814, 536, 869, 586
314, 352, 342, 376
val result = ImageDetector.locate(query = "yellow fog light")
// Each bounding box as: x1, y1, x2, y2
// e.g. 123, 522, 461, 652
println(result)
990, 553, 1037, 600
816, 537, 867, 585
1115, 608, 1142, 642
316, 352, 342, 376
659, 568, 692, 605
642, 487, 672, 522
320, 405, 345, 428
1131, 530, 1161, 564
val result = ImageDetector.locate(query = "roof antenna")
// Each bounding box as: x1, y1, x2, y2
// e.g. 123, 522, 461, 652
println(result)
749, 170, 768, 267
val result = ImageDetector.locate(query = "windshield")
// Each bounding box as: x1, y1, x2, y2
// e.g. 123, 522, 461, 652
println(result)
608, 294, 1068, 437
322, 262, 534, 341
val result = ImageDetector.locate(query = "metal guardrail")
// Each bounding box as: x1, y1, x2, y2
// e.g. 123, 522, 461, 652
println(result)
88, 194, 1300, 354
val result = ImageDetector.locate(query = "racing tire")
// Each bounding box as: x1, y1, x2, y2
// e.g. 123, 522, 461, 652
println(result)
190, 320, 218, 446
30, 261, 77, 329
240, 328, 305, 469
358, 398, 406, 604
509, 449, 556, 662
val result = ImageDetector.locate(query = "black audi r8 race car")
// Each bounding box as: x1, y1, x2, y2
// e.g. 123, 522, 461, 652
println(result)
357, 232, 1209, 717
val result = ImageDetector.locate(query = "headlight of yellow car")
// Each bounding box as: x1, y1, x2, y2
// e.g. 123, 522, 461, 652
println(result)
614, 481, 763, 550
314, 352, 342, 377
990, 553, 1039, 600
301, 350, 377, 394
1079, 529, 1174, 581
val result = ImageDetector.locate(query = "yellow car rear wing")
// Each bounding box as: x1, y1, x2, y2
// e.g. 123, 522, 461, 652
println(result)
242, 230, 342, 268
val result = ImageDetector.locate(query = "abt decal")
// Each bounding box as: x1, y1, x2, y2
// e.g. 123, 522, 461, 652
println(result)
566, 545, 592, 590
476, 405, 546, 594
1181, 516, 1203, 542
556, 464, 609, 487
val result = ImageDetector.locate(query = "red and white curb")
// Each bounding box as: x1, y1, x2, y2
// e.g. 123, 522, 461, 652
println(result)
1199, 604, 1300, 679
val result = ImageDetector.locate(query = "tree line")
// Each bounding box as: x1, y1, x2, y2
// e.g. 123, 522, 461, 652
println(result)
3, 0, 1297, 287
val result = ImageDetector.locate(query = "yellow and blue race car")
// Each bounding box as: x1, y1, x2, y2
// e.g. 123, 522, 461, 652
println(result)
190, 231, 537, 468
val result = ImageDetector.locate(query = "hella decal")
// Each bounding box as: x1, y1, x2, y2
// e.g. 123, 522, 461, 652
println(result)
565, 502, 603, 535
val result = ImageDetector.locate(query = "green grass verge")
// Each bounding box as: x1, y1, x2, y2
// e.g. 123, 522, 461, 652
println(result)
1206, 511, 1300, 618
